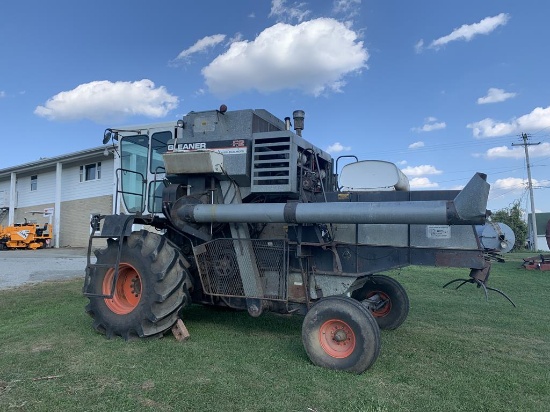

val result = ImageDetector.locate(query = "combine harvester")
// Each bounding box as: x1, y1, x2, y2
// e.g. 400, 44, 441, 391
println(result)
83, 106, 515, 373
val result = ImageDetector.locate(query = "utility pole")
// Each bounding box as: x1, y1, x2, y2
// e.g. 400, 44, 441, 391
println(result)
512, 133, 540, 251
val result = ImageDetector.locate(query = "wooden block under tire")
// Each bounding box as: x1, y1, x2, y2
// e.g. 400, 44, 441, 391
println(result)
172, 319, 190, 342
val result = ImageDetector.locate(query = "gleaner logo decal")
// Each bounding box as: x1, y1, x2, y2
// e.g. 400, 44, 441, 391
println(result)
173, 139, 248, 154
178, 142, 206, 150
17, 230, 30, 239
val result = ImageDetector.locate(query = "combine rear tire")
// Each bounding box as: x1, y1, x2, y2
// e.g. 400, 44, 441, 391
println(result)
302, 296, 380, 373
85, 230, 192, 339
352, 275, 409, 330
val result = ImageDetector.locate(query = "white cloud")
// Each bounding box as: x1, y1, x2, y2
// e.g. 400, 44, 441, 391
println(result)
333, 0, 360, 13
490, 177, 550, 202
492, 177, 527, 191
485, 146, 523, 159
477, 87, 516, 104
34, 79, 178, 123
408, 141, 425, 149
468, 106, 550, 138
467, 118, 514, 138
174, 34, 226, 63
202, 18, 368, 97
0, 91, 5, 98
402, 165, 442, 177
228, 33, 243, 44
428, 13, 510, 50
412, 117, 446, 132
333, 0, 361, 19
326, 142, 351, 153
485, 142, 550, 159
414, 39, 424, 54
535, 179, 550, 189
269, 0, 311, 23
409, 177, 439, 189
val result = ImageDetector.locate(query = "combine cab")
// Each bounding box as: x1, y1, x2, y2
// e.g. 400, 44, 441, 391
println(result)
83, 106, 512, 373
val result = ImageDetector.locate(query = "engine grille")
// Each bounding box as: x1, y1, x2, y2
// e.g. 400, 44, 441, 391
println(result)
193, 238, 288, 300
251, 134, 295, 193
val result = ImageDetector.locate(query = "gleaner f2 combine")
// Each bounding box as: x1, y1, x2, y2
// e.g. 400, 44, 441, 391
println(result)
84, 106, 507, 373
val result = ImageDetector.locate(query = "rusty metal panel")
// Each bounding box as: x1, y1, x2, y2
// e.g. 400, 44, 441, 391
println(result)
410, 248, 485, 269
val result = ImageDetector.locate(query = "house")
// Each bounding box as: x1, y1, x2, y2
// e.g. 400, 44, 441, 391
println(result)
527, 212, 550, 252
0, 147, 115, 248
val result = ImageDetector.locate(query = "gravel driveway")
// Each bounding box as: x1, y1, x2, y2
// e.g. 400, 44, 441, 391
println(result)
0, 247, 92, 290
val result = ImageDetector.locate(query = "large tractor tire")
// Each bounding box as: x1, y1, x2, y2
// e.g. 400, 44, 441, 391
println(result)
85, 230, 192, 339
302, 296, 381, 373
352, 275, 409, 330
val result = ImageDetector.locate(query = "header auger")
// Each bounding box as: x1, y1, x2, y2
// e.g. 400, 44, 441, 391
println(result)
83, 105, 511, 373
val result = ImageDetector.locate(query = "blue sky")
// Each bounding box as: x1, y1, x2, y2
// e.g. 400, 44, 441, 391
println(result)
1, 0, 549, 213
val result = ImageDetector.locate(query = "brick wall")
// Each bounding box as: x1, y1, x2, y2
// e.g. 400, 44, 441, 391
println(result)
59, 195, 112, 247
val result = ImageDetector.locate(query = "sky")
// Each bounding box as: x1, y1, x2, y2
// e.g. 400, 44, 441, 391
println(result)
1, 0, 550, 215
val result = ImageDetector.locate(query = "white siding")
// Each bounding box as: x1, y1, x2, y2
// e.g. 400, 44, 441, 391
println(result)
16, 169, 57, 207
0, 181, 9, 207
61, 158, 115, 201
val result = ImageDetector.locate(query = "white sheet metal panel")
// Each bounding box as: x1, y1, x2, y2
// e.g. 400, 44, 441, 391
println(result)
339, 160, 409, 191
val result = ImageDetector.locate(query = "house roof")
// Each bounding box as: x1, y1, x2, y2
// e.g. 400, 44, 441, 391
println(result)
0, 146, 107, 178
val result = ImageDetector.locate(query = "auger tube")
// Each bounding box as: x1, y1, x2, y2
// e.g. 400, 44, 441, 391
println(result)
179, 173, 489, 226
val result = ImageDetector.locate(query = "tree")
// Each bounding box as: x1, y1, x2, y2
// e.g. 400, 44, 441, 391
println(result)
490, 201, 528, 251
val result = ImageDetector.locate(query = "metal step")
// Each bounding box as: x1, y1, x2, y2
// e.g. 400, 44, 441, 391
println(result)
83, 214, 135, 298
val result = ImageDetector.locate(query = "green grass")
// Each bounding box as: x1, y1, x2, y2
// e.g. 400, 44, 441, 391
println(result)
1, 254, 549, 411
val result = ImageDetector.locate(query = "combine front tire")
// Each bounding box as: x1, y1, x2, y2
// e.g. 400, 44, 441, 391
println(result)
352, 275, 409, 330
85, 230, 192, 339
302, 296, 380, 373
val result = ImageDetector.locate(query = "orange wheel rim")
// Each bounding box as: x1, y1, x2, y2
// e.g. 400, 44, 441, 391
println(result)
367, 291, 391, 317
319, 319, 356, 358
102, 264, 142, 314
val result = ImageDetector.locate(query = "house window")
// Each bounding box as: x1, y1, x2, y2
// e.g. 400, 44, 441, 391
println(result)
31, 175, 37, 191
80, 162, 102, 182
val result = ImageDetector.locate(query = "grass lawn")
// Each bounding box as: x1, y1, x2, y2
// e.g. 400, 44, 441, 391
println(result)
0, 253, 549, 411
